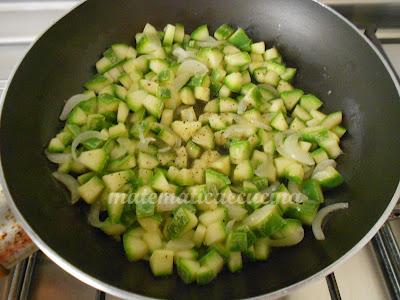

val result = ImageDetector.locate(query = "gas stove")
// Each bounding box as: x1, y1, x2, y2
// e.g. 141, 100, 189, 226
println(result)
0, 1, 399, 299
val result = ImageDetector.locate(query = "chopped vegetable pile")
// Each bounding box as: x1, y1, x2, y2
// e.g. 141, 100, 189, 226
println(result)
46, 23, 347, 284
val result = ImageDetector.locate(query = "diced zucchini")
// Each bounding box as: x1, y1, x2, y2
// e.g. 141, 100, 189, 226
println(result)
138, 152, 159, 169
271, 112, 288, 131
244, 204, 285, 237
302, 179, 324, 203
320, 112, 343, 129
281, 89, 304, 111
251, 41, 265, 54
150, 249, 174, 276
205, 169, 231, 190
204, 222, 226, 246
180, 87, 196, 105
228, 28, 252, 51
191, 24, 209, 41
209, 156, 231, 176
102, 170, 132, 192
312, 166, 344, 189
193, 224, 207, 247
199, 207, 227, 226
78, 149, 108, 172
107, 192, 127, 223
254, 238, 270, 260
214, 24, 235, 40
199, 249, 224, 275
332, 125, 347, 138
192, 126, 215, 149
229, 140, 251, 164
300, 94, 323, 111
233, 160, 254, 182
167, 207, 198, 239
176, 258, 200, 284
226, 230, 247, 251
225, 52, 251, 67
123, 231, 149, 261
85, 74, 112, 93
171, 121, 202, 141
254, 68, 280, 86
224, 72, 243, 93
143, 231, 163, 252
151, 169, 171, 193
194, 86, 210, 102
78, 176, 104, 204
228, 252, 242, 272
281, 67, 297, 81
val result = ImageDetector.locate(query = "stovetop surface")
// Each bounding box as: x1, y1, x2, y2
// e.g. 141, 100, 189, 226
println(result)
0, 1, 399, 299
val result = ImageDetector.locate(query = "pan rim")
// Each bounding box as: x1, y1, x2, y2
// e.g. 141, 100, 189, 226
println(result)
0, 0, 399, 299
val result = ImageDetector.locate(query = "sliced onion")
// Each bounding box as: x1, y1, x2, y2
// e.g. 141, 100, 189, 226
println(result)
173, 73, 193, 91
45, 151, 71, 164
269, 226, 304, 247
177, 59, 208, 76
226, 220, 236, 233
291, 193, 308, 204
158, 146, 171, 153
110, 146, 127, 160
196, 37, 225, 48
172, 47, 196, 62
52, 171, 80, 204
71, 131, 106, 161
287, 181, 300, 194
312, 203, 349, 240
87, 201, 102, 228
274, 132, 290, 158
223, 124, 255, 139
312, 159, 337, 177
266, 182, 280, 194
251, 119, 271, 131
255, 161, 269, 177
138, 126, 156, 151
59, 93, 93, 120
283, 134, 315, 166
237, 99, 250, 115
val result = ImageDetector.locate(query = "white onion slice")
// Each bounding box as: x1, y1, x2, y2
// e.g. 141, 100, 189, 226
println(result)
287, 181, 300, 194
172, 47, 196, 62
87, 201, 102, 228
71, 131, 106, 161
177, 59, 208, 76
274, 133, 290, 158
266, 182, 280, 194
237, 99, 249, 115
312, 203, 349, 240
52, 171, 80, 204
292, 193, 308, 204
255, 162, 269, 177
269, 226, 304, 247
226, 220, 236, 233
45, 151, 71, 164
233, 114, 271, 131
173, 73, 193, 91
196, 37, 225, 48
251, 119, 271, 131
59, 93, 93, 120
158, 146, 171, 153
222, 124, 255, 139
283, 134, 315, 166
312, 159, 337, 177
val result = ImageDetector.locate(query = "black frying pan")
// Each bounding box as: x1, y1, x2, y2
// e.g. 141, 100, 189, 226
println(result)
1, 0, 400, 299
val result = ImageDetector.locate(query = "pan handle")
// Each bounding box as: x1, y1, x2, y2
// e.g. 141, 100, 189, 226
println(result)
0, 187, 37, 276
